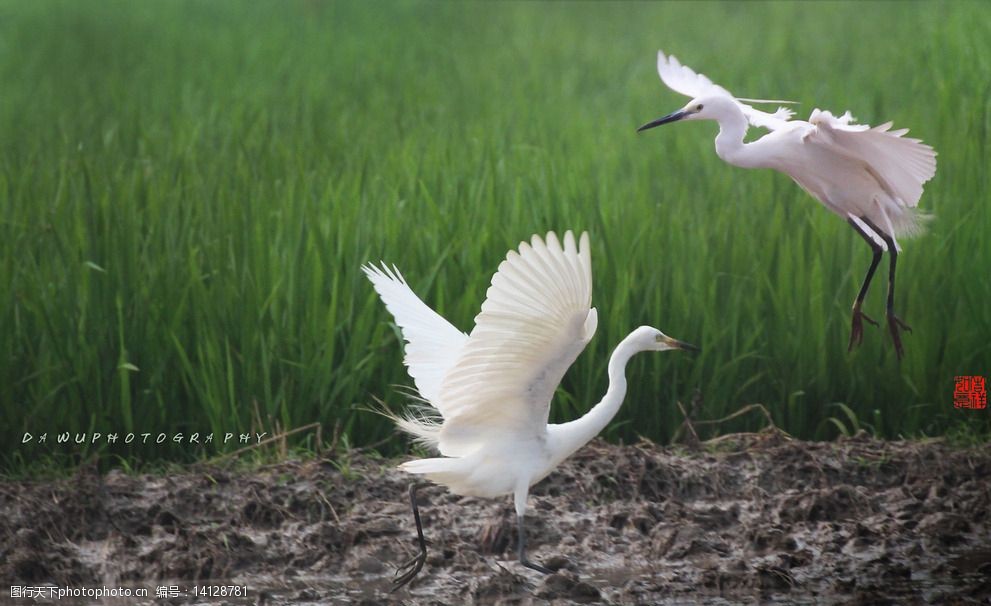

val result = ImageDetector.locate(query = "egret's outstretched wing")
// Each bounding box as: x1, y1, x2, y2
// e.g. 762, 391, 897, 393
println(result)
435, 231, 597, 457
656, 50, 733, 100
806, 109, 937, 208
656, 51, 796, 131
362, 263, 469, 405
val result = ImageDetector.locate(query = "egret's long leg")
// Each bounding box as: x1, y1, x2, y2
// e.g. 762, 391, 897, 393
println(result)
392, 482, 429, 591
517, 515, 553, 575
847, 217, 883, 351
861, 218, 912, 359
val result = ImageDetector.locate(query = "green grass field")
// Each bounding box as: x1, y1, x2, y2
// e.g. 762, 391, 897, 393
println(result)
2, 1, 989, 468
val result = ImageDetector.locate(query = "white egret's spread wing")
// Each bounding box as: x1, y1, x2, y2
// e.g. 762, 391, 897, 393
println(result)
362, 263, 469, 404
656, 50, 733, 99
436, 231, 597, 456
657, 51, 796, 131
806, 109, 937, 207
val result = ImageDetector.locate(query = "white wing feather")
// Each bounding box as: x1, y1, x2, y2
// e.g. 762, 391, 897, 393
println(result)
807, 109, 937, 208
436, 231, 597, 457
362, 263, 468, 405
655, 50, 733, 99
656, 51, 796, 131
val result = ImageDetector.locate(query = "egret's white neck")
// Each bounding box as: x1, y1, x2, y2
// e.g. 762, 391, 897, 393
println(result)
547, 332, 643, 465
712, 106, 763, 169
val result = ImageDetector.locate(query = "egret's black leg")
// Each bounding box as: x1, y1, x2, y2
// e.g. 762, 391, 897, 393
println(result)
847, 217, 883, 351
862, 218, 912, 359
392, 482, 429, 591
517, 515, 552, 575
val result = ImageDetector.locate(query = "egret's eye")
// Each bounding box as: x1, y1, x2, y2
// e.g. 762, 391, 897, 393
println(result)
696, 104, 704, 111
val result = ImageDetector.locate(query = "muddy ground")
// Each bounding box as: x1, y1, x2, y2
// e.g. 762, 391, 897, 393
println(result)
1, 433, 990, 605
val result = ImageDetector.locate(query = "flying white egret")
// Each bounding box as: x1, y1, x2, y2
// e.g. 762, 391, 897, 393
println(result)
637, 51, 936, 359
363, 231, 697, 589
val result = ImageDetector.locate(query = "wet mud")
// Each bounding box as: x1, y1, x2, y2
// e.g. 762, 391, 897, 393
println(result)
2, 434, 989, 604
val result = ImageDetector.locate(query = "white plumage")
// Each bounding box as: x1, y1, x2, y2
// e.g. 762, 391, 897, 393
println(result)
638, 50, 937, 358
363, 230, 695, 587
361, 263, 467, 406
436, 231, 596, 458
655, 51, 798, 131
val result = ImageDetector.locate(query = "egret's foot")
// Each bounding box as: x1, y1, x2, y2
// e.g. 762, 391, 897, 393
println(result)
886, 312, 912, 360
847, 307, 879, 351
520, 557, 553, 575
391, 551, 426, 592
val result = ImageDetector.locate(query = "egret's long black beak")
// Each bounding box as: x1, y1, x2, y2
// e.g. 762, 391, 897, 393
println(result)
637, 109, 689, 132
661, 335, 701, 353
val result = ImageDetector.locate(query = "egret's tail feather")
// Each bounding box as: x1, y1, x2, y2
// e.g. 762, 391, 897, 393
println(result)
893, 208, 934, 239
398, 457, 467, 488
878, 203, 934, 241
386, 403, 443, 450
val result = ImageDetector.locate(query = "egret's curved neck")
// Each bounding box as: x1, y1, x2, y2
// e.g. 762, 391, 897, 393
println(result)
548, 333, 643, 464
713, 106, 758, 168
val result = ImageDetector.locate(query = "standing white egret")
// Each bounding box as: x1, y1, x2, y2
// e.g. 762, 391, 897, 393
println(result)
637, 51, 936, 359
363, 231, 697, 589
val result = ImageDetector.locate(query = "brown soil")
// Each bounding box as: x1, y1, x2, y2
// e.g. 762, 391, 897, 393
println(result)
1, 434, 989, 605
